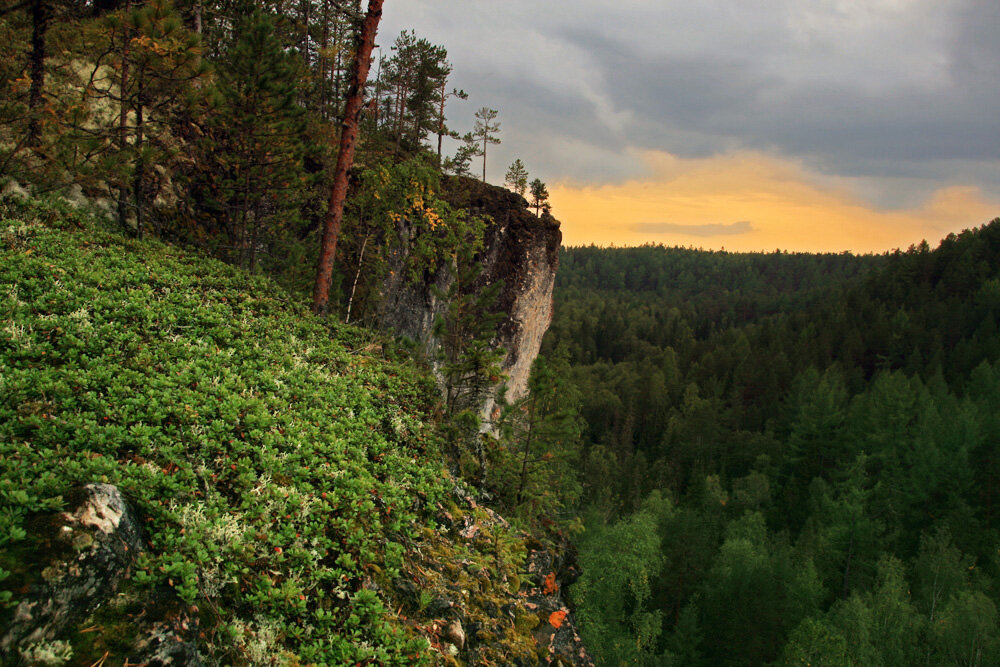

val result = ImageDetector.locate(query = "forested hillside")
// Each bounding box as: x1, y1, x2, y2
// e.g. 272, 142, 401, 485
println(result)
550, 228, 1000, 665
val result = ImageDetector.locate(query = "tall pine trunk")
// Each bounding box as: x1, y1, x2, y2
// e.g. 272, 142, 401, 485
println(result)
133, 83, 144, 239
117, 0, 132, 233
193, 0, 202, 36
27, 0, 49, 147
516, 396, 538, 505
437, 80, 445, 161
311, 0, 383, 316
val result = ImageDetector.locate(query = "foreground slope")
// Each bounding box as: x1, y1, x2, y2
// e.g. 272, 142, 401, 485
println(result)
0, 197, 583, 665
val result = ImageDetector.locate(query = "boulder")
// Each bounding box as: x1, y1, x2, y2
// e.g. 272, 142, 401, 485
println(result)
0, 484, 203, 666
1, 484, 142, 657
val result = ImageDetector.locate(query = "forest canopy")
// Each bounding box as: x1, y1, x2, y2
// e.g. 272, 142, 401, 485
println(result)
549, 226, 1000, 665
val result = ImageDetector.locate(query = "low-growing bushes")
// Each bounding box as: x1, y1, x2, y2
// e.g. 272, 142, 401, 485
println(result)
1, 196, 460, 663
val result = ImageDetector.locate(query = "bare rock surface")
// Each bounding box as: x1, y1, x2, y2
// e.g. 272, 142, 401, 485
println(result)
1, 484, 142, 657
378, 176, 561, 417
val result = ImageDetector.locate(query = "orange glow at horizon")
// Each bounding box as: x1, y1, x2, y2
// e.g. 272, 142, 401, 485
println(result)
549, 151, 1000, 253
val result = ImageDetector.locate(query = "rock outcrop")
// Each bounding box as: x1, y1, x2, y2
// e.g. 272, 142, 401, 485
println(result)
376, 178, 590, 664
394, 486, 593, 665
378, 176, 561, 419
1, 484, 143, 658
1, 484, 202, 666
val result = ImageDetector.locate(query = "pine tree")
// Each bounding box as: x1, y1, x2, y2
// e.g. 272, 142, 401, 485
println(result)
529, 177, 549, 216
26, 0, 51, 147
444, 131, 479, 176
196, 9, 309, 271
436, 77, 467, 161
493, 350, 583, 523
435, 264, 506, 421
471, 106, 499, 182
504, 158, 528, 197
379, 30, 451, 153
312, 0, 382, 316
87, 0, 207, 238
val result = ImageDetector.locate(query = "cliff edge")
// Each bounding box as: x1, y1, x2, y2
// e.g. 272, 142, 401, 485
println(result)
377, 176, 561, 419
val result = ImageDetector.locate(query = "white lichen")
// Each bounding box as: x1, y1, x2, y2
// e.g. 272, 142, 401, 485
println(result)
19, 639, 73, 666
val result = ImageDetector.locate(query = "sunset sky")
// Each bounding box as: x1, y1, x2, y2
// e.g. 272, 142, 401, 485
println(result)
380, 1, 1000, 253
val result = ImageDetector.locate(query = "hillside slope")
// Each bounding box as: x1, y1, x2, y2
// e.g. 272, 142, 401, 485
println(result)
0, 197, 586, 666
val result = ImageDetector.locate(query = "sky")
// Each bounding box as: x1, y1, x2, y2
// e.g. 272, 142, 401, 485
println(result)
379, 1, 1000, 253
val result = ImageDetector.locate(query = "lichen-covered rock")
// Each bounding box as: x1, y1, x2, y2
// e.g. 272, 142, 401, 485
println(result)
130, 601, 204, 667
390, 491, 593, 666
378, 176, 561, 419
523, 541, 593, 667
1, 484, 142, 660
0, 484, 204, 666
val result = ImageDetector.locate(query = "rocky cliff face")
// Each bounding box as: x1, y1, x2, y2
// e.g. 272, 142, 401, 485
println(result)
378, 176, 561, 419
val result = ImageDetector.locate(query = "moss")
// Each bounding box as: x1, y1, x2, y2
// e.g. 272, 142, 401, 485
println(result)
66, 585, 148, 663
515, 611, 541, 634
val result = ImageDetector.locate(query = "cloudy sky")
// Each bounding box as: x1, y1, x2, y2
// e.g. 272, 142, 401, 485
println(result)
379, 1, 1000, 252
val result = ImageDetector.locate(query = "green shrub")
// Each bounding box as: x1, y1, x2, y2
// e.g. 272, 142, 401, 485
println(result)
0, 198, 459, 663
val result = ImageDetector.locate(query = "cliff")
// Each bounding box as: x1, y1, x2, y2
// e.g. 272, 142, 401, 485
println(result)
377, 176, 561, 420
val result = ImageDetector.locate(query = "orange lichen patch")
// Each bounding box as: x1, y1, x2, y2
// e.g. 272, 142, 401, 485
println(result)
548, 610, 568, 629
543, 572, 558, 595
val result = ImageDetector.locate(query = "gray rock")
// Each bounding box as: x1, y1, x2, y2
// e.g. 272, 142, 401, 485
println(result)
378, 176, 561, 421
132, 615, 204, 667
1, 484, 143, 658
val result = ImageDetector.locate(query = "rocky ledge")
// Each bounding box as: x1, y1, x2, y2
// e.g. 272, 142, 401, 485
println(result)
378, 176, 562, 420
394, 486, 593, 666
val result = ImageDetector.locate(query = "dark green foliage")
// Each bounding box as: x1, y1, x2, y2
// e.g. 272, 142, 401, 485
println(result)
376, 30, 453, 155
102, 0, 208, 238
444, 131, 480, 177
504, 158, 528, 197
0, 0, 479, 304
490, 350, 583, 526
529, 178, 548, 217
696, 511, 822, 665
435, 266, 505, 421
182, 9, 310, 272
554, 220, 1000, 664
571, 492, 673, 665
470, 107, 500, 182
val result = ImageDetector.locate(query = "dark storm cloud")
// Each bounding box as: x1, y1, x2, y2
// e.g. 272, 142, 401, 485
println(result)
565, 2, 1000, 166
379, 1, 1000, 203
631, 221, 754, 237
555, 26, 776, 129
